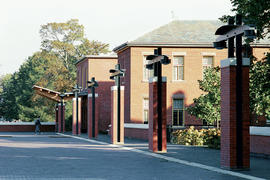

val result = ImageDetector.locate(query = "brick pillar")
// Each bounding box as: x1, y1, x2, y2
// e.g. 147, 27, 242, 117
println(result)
149, 77, 167, 153
220, 58, 250, 169
88, 93, 99, 138
72, 98, 81, 135
111, 86, 124, 144
55, 105, 58, 132
57, 103, 65, 133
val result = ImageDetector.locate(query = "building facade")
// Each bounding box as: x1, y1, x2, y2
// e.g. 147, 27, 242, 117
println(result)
76, 20, 270, 134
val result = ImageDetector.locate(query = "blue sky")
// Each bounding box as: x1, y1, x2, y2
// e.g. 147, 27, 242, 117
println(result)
0, 0, 233, 75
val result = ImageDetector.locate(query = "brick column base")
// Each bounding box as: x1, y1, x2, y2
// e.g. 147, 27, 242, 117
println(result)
111, 86, 124, 144
149, 77, 167, 153
220, 58, 250, 169
72, 98, 81, 135
88, 93, 99, 138
57, 103, 65, 133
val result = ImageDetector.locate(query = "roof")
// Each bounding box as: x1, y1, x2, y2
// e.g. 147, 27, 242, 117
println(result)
113, 20, 270, 52
32, 85, 74, 102
75, 54, 118, 65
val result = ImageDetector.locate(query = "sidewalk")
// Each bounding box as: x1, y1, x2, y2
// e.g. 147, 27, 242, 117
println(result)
75, 132, 270, 180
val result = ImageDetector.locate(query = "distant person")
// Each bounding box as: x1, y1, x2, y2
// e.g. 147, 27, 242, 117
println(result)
35, 117, 41, 134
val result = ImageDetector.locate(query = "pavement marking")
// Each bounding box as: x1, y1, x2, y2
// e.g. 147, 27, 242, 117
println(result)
57, 133, 266, 180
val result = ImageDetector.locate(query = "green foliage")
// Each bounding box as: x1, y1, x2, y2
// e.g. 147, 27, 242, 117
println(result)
203, 128, 221, 149
171, 126, 204, 146
171, 126, 221, 149
0, 19, 110, 122
250, 54, 270, 119
186, 67, 220, 126
220, 0, 270, 40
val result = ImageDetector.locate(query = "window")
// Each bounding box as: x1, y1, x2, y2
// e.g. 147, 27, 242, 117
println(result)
173, 56, 184, 80
85, 67, 88, 89
172, 99, 184, 126
143, 55, 154, 81
80, 67, 83, 87
143, 98, 149, 124
202, 56, 213, 78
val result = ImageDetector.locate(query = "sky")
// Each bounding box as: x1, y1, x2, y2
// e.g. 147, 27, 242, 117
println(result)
0, 0, 233, 75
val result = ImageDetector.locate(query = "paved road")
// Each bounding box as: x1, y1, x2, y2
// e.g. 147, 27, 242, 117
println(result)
0, 132, 268, 180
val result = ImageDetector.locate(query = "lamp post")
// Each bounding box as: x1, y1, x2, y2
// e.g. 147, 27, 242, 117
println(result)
146, 47, 170, 151
73, 84, 81, 135
87, 77, 98, 138
109, 64, 125, 143
59, 93, 66, 133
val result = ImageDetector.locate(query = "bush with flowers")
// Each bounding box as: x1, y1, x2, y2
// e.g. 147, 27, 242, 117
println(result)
171, 126, 221, 149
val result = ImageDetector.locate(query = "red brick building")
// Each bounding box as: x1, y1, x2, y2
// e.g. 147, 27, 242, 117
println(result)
76, 20, 269, 137
75, 55, 117, 132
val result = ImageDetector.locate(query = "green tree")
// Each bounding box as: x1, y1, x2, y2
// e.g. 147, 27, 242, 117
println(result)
250, 54, 270, 119
0, 74, 19, 121
40, 19, 110, 90
0, 19, 110, 122
186, 67, 221, 126
220, 0, 270, 39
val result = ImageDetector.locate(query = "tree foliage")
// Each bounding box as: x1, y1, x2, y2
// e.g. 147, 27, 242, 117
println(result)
0, 19, 110, 122
186, 67, 221, 126
250, 54, 270, 119
220, 0, 270, 39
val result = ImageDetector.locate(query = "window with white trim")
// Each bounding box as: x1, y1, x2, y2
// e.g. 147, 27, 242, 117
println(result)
172, 99, 184, 126
143, 55, 154, 81
202, 56, 213, 78
143, 98, 149, 124
173, 56, 184, 80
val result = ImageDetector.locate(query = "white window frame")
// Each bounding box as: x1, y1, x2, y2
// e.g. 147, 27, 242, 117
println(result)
172, 52, 186, 82
202, 56, 214, 79
142, 52, 154, 82
172, 98, 185, 127
143, 97, 149, 124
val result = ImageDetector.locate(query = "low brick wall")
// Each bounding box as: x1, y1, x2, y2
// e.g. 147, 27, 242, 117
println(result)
0, 122, 55, 132
250, 126, 270, 156
124, 123, 148, 140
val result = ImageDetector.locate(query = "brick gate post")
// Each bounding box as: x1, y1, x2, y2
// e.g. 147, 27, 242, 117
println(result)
111, 86, 124, 144
220, 58, 250, 169
149, 77, 167, 153
72, 97, 81, 135
88, 93, 99, 138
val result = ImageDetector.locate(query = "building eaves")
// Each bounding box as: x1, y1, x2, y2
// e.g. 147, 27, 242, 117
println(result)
75, 54, 118, 65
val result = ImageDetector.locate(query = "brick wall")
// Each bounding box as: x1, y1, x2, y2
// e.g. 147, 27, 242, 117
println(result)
0, 123, 55, 132
77, 56, 117, 132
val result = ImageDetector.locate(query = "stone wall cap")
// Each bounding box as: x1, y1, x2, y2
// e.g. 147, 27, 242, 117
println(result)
250, 126, 270, 136
124, 123, 149, 129
88, 93, 99, 98
149, 76, 167, 83
111, 86, 125, 91
220, 57, 250, 68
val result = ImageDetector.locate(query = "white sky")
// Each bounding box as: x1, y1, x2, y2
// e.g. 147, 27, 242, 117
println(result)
0, 0, 233, 75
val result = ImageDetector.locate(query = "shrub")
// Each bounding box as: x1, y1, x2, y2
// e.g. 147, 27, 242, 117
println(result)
171, 126, 220, 149
171, 126, 204, 146
203, 128, 221, 149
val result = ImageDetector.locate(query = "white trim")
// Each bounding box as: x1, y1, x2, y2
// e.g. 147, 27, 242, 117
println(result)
124, 123, 149, 129
88, 93, 99, 98
250, 126, 270, 136
0, 122, 55, 125
149, 77, 167, 83
201, 52, 216, 56
141, 51, 154, 55
172, 52, 187, 56
59, 133, 266, 180
111, 86, 125, 91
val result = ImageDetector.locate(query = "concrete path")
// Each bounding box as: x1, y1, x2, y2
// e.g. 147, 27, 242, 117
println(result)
0, 132, 269, 180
